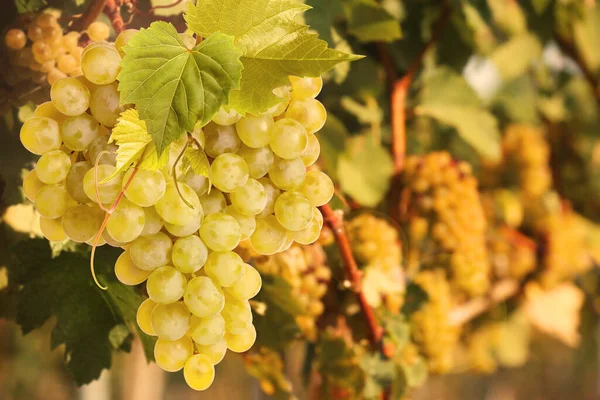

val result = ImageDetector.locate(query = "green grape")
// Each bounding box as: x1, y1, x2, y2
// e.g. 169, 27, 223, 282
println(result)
237, 145, 274, 179
225, 205, 256, 240
39, 216, 68, 242
289, 76, 323, 100
5, 29, 26, 50
114, 29, 139, 57
129, 232, 173, 271
61, 32, 80, 52
257, 178, 281, 218
50, 77, 91, 116
230, 178, 267, 216
83, 165, 123, 204
81, 44, 121, 85
183, 354, 215, 391
164, 214, 202, 237
184, 170, 210, 196
141, 207, 164, 236
278, 234, 294, 252
204, 251, 245, 287
184, 276, 225, 318
151, 301, 190, 341
106, 198, 145, 243
66, 161, 92, 203
189, 314, 225, 345
147, 266, 187, 304
290, 207, 323, 245
61, 114, 102, 151
212, 107, 241, 126
62, 204, 105, 243
35, 184, 69, 219
226, 264, 262, 301
35, 150, 72, 184
299, 170, 334, 207
221, 295, 252, 335
33, 101, 68, 124
155, 183, 202, 226
268, 157, 306, 190
90, 83, 123, 127
225, 324, 256, 353
57, 54, 77, 74
203, 122, 241, 158
172, 235, 208, 274
102, 229, 127, 248
270, 118, 308, 159
199, 189, 226, 214
23, 170, 46, 202
274, 191, 313, 231
235, 114, 274, 148
155, 336, 194, 372
137, 298, 157, 336
301, 133, 320, 166
250, 215, 287, 255
87, 21, 110, 42
262, 86, 291, 117
122, 169, 166, 207
285, 98, 327, 134
32, 41, 52, 64
195, 338, 227, 365
114, 250, 151, 285
210, 153, 249, 193
199, 212, 241, 252
20, 117, 61, 155
87, 135, 117, 166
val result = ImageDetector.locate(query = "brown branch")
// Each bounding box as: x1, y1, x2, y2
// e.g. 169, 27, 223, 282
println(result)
104, 0, 125, 34
318, 204, 383, 347
70, 0, 108, 31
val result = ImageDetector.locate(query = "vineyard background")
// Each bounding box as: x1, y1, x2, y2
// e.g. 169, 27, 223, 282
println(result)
2, 0, 600, 399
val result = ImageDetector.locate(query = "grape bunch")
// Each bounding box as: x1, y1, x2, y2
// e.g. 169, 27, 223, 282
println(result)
402, 152, 490, 297
346, 213, 404, 312
18, 27, 334, 391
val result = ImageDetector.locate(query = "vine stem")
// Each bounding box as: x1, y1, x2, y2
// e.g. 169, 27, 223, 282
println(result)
104, 0, 125, 34
70, 0, 107, 31
318, 204, 383, 347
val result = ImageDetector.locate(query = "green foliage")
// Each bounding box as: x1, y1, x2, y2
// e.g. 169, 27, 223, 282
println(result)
14, 0, 46, 13
490, 33, 542, 82
185, 0, 363, 115
118, 22, 243, 155
344, 0, 402, 43
317, 330, 365, 397
184, 147, 211, 181
400, 283, 428, 317
304, 0, 344, 46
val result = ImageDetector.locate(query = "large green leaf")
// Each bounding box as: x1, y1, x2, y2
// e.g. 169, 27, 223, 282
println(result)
185, 0, 363, 115
344, 0, 402, 43
118, 22, 243, 155
14, 0, 46, 13
490, 33, 542, 82
304, 0, 344, 46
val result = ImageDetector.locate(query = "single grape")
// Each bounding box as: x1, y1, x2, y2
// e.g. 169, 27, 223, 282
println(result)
136, 298, 157, 335
278, 234, 294, 252
32, 41, 53, 64
23, 169, 46, 202
299, 170, 334, 207
199, 213, 241, 252
39, 216, 68, 242
225, 324, 256, 353
256, 177, 281, 218
106, 198, 145, 243
172, 235, 208, 274
235, 114, 274, 148
83, 165, 123, 204
122, 169, 166, 207
50, 77, 91, 116
28, 25, 44, 42
189, 314, 225, 346
61, 113, 102, 151
35, 184, 69, 219
87, 21, 110, 42
225, 205, 256, 239
199, 189, 226, 214
47, 68, 68, 85
301, 132, 320, 166
151, 301, 190, 341
285, 98, 327, 134
203, 122, 241, 158
102, 229, 127, 248
33, 101, 67, 124
36, 13, 58, 28
115, 250, 152, 285
184, 276, 225, 318
237, 145, 274, 179
183, 354, 215, 391
57, 54, 77, 74
226, 264, 262, 301
221, 295, 253, 334
90, 83, 123, 127
62, 204, 105, 243
81, 44, 121, 85
204, 251, 245, 287
147, 266, 187, 304
35, 150, 72, 184
195, 338, 227, 365
210, 153, 249, 193
270, 118, 308, 159
274, 191, 313, 231
212, 107, 241, 126
61, 32, 80, 52
20, 116, 61, 155
268, 157, 306, 190
289, 76, 323, 100
115, 29, 139, 57
129, 232, 173, 271
230, 178, 267, 216
155, 336, 194, 372
250, 215, 287, 255
140, 207, 164, 236
164, 213, 202, 237
290, 207, 323, 245
155, 183, 202, 226
5, 29, 27, 50
87, 135, 118, 166
262, 85, 291, 117
66, 161, 92, 203
184, 170, 210, 197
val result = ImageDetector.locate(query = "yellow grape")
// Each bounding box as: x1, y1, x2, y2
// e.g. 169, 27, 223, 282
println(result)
137, 298, 158, 336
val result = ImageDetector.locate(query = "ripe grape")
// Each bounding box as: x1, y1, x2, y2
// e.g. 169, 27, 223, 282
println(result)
155, 183, 202, 226
189, 314, 225, 345
256, 178, 281, 218
199, 212, 241, 252
35, 184, 69, 219
90, 83, 123, 127
87, 21, 110, 42
221, 295, 253, 334
122, 169, 166, 207
274, 191, 313, 231
51, 77, 91, 116
62, 204, 105, 243
20, 117, 61, 155
301, 133, 320, 166
33, 101, 67, 124
23, 169, 45, 201
237, 145, 274, 179
32, 41, 53, 64
115, 29, 139, 57
183, 354, 215, 391
39, 216, 68, 242
155, 336, 194, 372
137, 298, 157, 336
235, 114, 274, 148
290, 207, 323, 245
212, 107, 241, 126
289, 76, 323, 100
114, 250, 151, 285
203, 122, 241, 158
226, 264, 262, 301
140, 207, 164, 236
172, 235, 208, 274
36, 150, 72, 184
195, 339, 227, 365
5, 29, 27, 50
268, 157, 306, 190
230, 178, 267, 216
270, 118, 307, 159
184, 276, 225, 317
151, 301, 190, 341
263, 86, 291, 117
47, 68, 67, 85
36, 13, 58, 28
129, 232, 172, 271
57, 54, 77, 74
61, 113, 102, 151
225, 324, 256, 353
163, 214, 202, 237
147, 266, 187, 304
83, 165, 123, 204
81, 44, 121, 85
87, 135, 117, 166
61, 32, 80, 52
198, 189, 226, 214
28, 25, 44, 42
225, 205, 256, 239
210, 153, 249, 193
285, 98, 327, 134
204, 251, 245, 287
106, 198, 145, 243
299, 170, 334, 207
250, 215, 287, 255
184, 170, 210, 196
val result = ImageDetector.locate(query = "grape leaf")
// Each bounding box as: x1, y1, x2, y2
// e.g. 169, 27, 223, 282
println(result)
14, 0, 47, 13
185, 0, 363, 115
103, 109, 169, 182
118, 22, 243, 155
184, 147, 211, 181
6, 240, 154, 385
490, 33, 542, 81
304, 0, 344, 46
344, 0, 402, 43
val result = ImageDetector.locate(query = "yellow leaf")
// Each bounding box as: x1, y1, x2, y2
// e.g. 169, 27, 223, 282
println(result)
184, 147, 211, 183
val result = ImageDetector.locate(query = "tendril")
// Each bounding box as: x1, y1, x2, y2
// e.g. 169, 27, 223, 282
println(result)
172, 140, 194, 209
